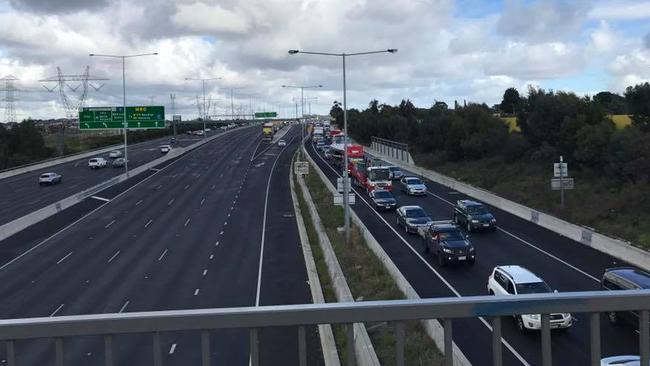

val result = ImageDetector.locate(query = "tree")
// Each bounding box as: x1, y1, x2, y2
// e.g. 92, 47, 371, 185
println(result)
625, 83, 650, 132
594, 91, 628, 115
329, 101, 343, 127
500, 87, 522, 115
574, 120, 615, 167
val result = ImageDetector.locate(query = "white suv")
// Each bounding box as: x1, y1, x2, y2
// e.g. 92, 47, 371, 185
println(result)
88, 157, 107, 169
487, 265, 572, 332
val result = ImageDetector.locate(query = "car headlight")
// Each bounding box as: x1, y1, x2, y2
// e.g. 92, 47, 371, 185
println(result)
491, 218, 496, 223
442, 247, 453, 254
526, 314, 540, 320
471, 219, 479, 223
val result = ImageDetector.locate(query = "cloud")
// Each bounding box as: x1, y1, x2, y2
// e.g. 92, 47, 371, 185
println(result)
497, 0, 591, 43
172, 2, 254, 35
9, 0, 110, 13
645, 32, 650, 49
589, 1, 650, 21
483, 42, 586, 79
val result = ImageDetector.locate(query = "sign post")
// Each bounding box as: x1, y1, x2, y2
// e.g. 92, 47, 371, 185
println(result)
79, 106, 166, 129
294, 161, 309, 175
254, 112, 277, 118
552, 156, 573, 208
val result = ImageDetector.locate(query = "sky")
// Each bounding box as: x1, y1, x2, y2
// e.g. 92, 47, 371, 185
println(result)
0, 0, 649, 121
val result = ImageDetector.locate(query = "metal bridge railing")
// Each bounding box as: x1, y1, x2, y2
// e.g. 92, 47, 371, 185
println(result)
0, 290, 648, 366
371, 136, 411, 164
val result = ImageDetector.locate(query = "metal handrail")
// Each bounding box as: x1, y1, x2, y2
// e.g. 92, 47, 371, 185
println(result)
0, 291, 649, 366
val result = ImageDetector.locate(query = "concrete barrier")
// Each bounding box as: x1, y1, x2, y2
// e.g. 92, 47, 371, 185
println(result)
304, 151, 472, 366
0, 127, 248, 242
296, 168, 380, 366
289, 157, 341, 366
367, 144, 650, 272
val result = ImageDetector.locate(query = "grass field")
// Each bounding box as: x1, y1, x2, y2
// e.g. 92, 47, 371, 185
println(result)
500, 115, 632, 132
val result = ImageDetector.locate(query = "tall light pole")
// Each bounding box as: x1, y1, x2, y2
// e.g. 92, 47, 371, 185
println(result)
289, 48, 397, 243
186, 77, 221, 137
90, 52, 158, 174
282, 84, 322, 158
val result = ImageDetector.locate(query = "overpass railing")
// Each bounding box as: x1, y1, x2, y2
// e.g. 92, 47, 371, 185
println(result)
0, 290, 648, 366
371, 136, 412, 164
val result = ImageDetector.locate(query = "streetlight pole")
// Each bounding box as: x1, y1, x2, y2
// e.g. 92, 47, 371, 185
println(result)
282, 84, 322, 159
288, 48, 397, 243
185, 77, 221, 138
90, 52, 158, 174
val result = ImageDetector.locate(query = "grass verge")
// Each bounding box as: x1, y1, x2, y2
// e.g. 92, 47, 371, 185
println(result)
294, 163, 443, 365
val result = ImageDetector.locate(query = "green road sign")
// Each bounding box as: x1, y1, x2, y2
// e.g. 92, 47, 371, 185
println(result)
79, 106, 166, 129
254, 112, 277, 118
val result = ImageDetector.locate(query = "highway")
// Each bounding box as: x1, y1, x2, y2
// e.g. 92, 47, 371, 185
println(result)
306, 140, 641, 366
0, 133, 206, 226
0, 125, 321, 365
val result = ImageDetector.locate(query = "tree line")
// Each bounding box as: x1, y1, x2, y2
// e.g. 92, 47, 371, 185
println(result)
332, 82, 650, 182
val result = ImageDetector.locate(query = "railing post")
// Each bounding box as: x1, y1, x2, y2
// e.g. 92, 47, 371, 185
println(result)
491, 317, 502, 366
55, 337, 64, 366
395, 321, 405, 366
201, 330, 210, 366
152, 332, 163, 366
298, 326, 307, 366
6, 340, 15, 366
590, 313, 600, 366
444, 319, 453, 366
346, 323, 355, 366
541, 314, 552, 366
250, 328, 259, 366
104, 335, 114, 366
640, 310, 649, 366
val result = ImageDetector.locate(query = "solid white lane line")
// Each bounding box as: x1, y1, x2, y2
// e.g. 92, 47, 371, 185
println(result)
255, 134, 298, 307
107, 250, 121, 263
50, 303, 64, 317
119, 301, 129, 313
145, 219, 153, 228
203, 269, 207, 276
168, 199, 175, 206
158, 249, 168, 261
135, 200, 143, 206
169, 344, 177, 354
105, 220, 115, 229
56, 251, 73, 265
90, 196, 110, 202
194, 289, 200, 296
184, 217, 191, 227
312, 147, 531, 366
200, 198, 205, 206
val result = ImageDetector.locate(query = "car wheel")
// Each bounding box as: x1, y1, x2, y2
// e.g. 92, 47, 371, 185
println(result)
39, 182, 44, 186
404, 224, 409, 234
467, 258, 475, 266
516, 316, 526, 332
488, 289, 494, 295
396, 216, 400, 226
437, 253, 446, 267
607, 312, 618, 325
453, 214, 458, 224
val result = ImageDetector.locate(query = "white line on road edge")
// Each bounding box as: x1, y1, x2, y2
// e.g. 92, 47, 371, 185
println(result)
255, 133, 298, 307
145, 219, 153, 228
0, 130, 246, 273
90, 196, 110, 202
119, 301, 129, 313
50, 303, 64, 317
203, 269, 207, 276
56, 251, 73, 265
169, 344, 177, 354
184, 217, 191, 227
158, 249, 168, 261
107, 250, 120, 263
194, 289, 200, 296
312, 145, 531, 366
104, 220, 115, 229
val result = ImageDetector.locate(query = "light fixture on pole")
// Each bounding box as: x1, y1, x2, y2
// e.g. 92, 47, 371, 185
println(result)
288, 48, 397, 243
185, 77, 221, 137
282, 84, 323, 158
90, 52, 158, 174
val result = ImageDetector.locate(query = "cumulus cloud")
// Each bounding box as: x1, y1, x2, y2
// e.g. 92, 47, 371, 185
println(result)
497, 0, 591, 43
589, 1, 650, 20
645, 32, 650, 49
9, 0, 110, 13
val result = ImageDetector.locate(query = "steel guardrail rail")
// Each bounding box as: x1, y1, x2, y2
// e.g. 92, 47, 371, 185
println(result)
0, 290, 648, 366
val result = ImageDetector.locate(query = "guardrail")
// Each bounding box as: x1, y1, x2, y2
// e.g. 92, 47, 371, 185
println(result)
0, 291, 648, 366
370, 137, 412, 164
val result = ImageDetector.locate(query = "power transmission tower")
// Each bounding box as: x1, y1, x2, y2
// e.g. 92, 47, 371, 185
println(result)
0, 75, 19, 124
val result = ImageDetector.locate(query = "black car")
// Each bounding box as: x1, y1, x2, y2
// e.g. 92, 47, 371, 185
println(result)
602, 267, 650, 327
422, 223, 475, 266
454, 200, 496, 232
370, 190, 397, 210
396, 205, 433, 234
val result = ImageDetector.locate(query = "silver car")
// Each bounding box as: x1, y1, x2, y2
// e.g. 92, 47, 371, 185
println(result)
39, 172, 62, 185
400, 177, 427, 196
600, 356, 642, 366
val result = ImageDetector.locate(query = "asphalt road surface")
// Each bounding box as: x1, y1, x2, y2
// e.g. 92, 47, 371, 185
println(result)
306, 139, 641, 366
0, 126, 321, 366
0, 133, 207, 226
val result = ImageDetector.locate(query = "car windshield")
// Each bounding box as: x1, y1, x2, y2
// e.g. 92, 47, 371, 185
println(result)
40, 174, 50, 178
389, 167, 400, 172
368, 168, 390, 181
374, 191, 392, 199
405, 208, 427, 218
406, 178, 422, 185
467, 205, 488, 215
438, 231, 465, 241
516, 282, 552, 294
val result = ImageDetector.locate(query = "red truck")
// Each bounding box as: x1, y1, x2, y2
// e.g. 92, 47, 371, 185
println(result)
349, 159, 392, 192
